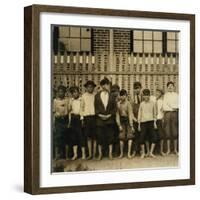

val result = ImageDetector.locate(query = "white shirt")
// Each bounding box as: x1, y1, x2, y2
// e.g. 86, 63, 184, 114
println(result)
138, 100, 156, 123
81, 92, 95, 116
100, 91, 109, 110
163, 92, 179, 111
70, 97, 81, 115
150, 95, 156, 103
156, 98, 164, 120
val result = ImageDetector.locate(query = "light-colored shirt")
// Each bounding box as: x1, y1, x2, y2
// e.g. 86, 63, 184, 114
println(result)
138, 100, 156, 123
116, 100, 133, 127
150, 95, 156, 103
100, 91, 109, 110
163, 92, 179, 111
81, 92, 95, 117
53, 98, 69, 116
70, 97, 82, 115
156, 98, 164, 120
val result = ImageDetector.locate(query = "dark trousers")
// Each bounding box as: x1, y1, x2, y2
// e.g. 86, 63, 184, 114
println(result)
54, 115, 69, 158
163, 111, 178, 140
71, 114, 86, 146
139, 121, 157, 145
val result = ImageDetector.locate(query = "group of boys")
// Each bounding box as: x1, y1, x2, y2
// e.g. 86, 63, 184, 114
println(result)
53, 77, 179, 160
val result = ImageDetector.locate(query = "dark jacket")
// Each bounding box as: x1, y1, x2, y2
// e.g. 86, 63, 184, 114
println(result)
94, 91, 117, 126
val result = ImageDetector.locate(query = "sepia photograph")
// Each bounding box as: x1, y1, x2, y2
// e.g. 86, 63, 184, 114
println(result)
24, 5, 195, 194
52, 25, 179, 173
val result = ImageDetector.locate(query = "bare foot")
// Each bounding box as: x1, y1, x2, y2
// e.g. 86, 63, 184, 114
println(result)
174, 151, 179, 156
109, 154, 113, 160
81, 155, 86, 160
127, 153, 132, 159
87, 155, 92, 160
140, 153, 145, 159
160, 151, 166, 156
145, 152, 150, 157
71, 155, 77, 161
132, 151, 136, 158
118, 153, 123, 159
149, 153, 156, 158
96, 154, 102, 161
166, 151, 171, 155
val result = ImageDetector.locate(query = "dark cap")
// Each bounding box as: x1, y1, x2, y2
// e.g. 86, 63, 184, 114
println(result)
167, 81, 174, 87
134, 82, 142, 89
100, 77, 110, 86
57, 85, 66, 92
142, 89, 150, 96
84, 80, 96, 88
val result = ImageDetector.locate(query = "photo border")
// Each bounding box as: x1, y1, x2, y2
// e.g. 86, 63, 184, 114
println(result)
24, 4, 195, 194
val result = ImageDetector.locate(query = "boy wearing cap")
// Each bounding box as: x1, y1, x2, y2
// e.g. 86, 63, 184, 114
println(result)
81, 80, 97, 159
53, 85, 70, 159
138, 89, 157, 158
94, 78, 117, 160
163, 81, 179, 155
116, 89, 135, 159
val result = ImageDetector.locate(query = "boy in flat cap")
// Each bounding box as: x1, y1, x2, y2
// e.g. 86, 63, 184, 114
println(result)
81, 80, 97, 159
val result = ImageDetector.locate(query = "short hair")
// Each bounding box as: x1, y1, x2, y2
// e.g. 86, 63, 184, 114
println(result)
84, 80, 96, 88
119, 89, 128, 96
69, 86, 79, 94
134, 81, 142, 89
100, 78, 110, 86
167, 81, 174, 87
156, 88, 164, 95
142, 89, 150, 96
111, 84, 120, 92
57, 85, 66, 93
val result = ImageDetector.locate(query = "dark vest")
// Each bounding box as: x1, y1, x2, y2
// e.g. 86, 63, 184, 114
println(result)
94, 91, 117, 126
